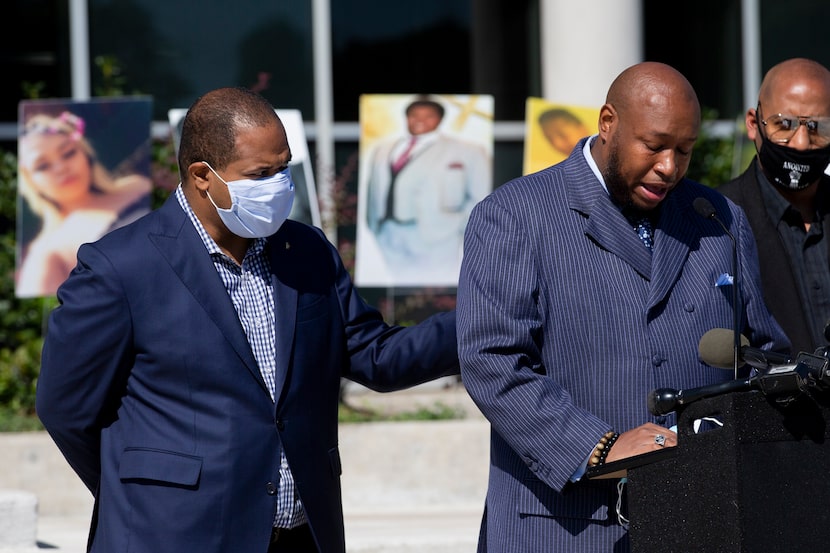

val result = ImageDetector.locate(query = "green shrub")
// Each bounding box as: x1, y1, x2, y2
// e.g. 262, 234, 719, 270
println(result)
0, 149, 55, 428
338, 401, 465, 423
687, 110, 755, 188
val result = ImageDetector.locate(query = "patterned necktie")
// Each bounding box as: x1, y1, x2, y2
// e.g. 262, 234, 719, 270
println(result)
391, 136, 417, 175
634, 217, 654, 251
385, 137, 418, 222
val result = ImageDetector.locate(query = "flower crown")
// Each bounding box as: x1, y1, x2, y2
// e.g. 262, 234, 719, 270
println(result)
23, 111, 86, 142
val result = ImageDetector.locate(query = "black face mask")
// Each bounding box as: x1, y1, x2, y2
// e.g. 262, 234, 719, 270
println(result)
757, 131, 830, 191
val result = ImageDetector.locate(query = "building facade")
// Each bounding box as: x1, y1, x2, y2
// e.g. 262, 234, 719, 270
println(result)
3, 0, 829, 234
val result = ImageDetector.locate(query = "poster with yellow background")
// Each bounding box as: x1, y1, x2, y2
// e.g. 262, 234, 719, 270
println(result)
523, 97, 600, 175
356, 93, 494, 288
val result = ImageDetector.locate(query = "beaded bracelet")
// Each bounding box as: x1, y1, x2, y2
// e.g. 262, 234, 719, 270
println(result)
588, 430, 620, 467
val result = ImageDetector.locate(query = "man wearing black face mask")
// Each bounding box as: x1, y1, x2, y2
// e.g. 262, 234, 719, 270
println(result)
718, 58, 830, 355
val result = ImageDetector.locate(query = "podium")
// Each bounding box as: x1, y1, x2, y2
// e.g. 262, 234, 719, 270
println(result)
592, 390, 830, 552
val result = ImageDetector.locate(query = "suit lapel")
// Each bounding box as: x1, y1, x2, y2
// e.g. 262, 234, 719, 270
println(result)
148, 198, 263, 388
584, 197, 653, 280
563, 147, 697, 305
737, 162, 795, 270
648, 186, 694, 309
267, 232, 298, 406
564, 154, 653, 280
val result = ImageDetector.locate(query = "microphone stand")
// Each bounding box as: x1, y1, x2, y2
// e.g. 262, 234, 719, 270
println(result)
693, 197, 741, 379
729, 233, 740, 380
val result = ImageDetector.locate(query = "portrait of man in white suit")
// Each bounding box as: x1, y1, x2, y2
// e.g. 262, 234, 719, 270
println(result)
356, 94, 493, 287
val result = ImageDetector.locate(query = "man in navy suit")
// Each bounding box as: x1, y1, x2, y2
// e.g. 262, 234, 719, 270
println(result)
36, 87, 459, 553
457, 62, 789, 552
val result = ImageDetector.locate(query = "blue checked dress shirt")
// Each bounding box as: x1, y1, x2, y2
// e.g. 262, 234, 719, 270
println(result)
176, 186, 306, 529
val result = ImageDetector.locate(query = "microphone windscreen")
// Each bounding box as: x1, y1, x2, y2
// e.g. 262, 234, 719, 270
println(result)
698, 328, 749, 369
693, 197, 717, 219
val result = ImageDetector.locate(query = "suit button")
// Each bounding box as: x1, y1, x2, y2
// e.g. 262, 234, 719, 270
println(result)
266, 482, 277, 495
276, 420, 285, 431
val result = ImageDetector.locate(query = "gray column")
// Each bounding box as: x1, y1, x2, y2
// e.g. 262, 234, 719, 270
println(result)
539, 0, 643, 108
312, 0, 337, 244
69, 0, 90, 100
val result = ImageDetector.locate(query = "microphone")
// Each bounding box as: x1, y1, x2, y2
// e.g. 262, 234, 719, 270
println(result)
698, 328, 793, 372
648, 378, 756, 416
814, 320, 830, 360
648, 349, 830, 415
694, 197, 742, 379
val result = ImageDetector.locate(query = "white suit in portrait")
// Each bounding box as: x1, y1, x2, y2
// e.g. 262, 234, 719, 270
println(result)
362, 130, 492, 286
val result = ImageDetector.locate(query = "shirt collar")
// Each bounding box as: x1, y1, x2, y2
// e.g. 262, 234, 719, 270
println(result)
582, 135, 609, 195
409, 129, 440, 147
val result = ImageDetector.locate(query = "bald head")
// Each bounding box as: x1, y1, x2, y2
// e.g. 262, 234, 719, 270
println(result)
757, 58, 830, 111
606, 61, 701, 125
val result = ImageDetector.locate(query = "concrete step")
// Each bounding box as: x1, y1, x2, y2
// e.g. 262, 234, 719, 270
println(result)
344, 510, 480, 553
29, 511, 482, 553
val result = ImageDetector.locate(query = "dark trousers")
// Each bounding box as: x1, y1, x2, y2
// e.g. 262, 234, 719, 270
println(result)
268, 524, 317, 553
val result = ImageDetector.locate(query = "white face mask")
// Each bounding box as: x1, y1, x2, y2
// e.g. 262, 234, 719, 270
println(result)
202, 161, 295, 238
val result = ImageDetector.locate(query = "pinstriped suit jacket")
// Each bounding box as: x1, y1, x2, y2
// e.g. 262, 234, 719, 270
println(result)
457, 138, 789, 552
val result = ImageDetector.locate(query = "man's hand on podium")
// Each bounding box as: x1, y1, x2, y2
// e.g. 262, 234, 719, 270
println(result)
606, 422, 676, 464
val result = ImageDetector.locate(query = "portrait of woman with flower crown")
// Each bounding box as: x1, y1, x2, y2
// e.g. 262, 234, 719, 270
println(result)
16, 99, 153, 297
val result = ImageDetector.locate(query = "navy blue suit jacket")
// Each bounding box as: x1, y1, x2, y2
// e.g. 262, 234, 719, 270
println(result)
36, 194, 458, 553
457, 139, 789, 552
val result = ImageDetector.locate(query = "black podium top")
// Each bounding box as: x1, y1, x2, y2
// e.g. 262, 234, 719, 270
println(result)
586, 446, 676, 480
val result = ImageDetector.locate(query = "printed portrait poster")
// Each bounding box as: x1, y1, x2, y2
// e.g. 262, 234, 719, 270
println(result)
355, 93, 494, 288
523, 97, 600, 175
16, 97, 153, 298
168, 108, 321, 229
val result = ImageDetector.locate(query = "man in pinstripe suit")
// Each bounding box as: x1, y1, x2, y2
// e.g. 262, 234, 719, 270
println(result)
457, 62, 789, 552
